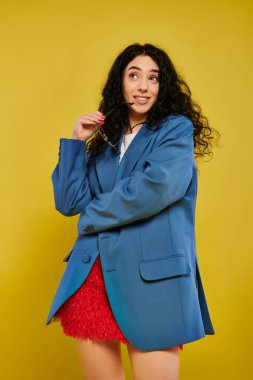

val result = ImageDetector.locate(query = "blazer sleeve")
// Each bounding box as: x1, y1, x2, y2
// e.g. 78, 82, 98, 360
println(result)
77, 115, 195, 235
51, 138, 92, 216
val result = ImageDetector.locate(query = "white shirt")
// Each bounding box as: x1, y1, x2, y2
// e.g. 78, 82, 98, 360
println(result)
119, 130, 139, 163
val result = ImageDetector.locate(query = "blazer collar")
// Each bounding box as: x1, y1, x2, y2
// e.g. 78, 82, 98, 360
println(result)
95, 122, 155, 193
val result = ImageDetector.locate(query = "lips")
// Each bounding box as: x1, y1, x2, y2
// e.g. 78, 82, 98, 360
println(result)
133, 95, 151, 99
133, 95, 151, 105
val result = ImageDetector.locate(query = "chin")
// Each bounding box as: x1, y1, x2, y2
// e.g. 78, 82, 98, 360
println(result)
133, 103, 153, 110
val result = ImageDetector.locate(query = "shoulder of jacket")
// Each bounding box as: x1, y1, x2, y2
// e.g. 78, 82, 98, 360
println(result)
163, 114, 193, 128
155, 114, 193, 142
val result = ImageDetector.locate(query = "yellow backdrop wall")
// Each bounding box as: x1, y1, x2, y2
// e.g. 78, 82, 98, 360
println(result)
1, 0, 252, 379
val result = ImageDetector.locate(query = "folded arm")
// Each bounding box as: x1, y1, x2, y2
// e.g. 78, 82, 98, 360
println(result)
77, 115, 195, 235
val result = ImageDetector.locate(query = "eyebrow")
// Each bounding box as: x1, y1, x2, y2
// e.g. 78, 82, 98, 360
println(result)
128, 66, 159, 73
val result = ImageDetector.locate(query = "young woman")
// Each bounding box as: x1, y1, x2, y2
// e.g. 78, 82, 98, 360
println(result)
46, 43, 219, 380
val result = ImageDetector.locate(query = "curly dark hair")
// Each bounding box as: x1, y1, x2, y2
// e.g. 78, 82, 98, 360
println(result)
86, 42, 220, 167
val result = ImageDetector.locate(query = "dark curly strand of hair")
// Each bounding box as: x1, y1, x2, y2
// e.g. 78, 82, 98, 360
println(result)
86, 43, 220, 167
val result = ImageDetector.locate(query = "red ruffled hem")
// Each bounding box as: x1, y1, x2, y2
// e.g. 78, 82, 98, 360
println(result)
57, 255, 184, 350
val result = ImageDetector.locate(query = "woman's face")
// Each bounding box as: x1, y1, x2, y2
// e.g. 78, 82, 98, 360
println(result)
122, 55, 160, 121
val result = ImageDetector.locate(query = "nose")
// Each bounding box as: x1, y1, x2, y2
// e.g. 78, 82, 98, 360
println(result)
137, 78, 149, 92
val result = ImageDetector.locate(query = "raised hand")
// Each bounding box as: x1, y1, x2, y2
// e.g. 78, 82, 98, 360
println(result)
71, 111, 106, 141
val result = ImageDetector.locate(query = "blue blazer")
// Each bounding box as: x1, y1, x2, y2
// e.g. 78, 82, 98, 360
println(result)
46, 114, 215, 351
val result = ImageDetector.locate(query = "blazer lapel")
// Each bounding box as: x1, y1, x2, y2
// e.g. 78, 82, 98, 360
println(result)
95, 122, 155, 193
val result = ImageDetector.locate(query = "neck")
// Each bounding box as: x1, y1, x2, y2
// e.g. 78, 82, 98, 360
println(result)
125, 121, 145, 135
128, 107, 148, 125
125, 114, 147, 135
129, 111, 147, 125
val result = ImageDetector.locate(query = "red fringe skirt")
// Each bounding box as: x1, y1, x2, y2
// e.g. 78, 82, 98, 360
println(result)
57, 255, 183, 350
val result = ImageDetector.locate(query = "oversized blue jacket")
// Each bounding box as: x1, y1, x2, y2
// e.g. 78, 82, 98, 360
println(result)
46, 114, 215, 351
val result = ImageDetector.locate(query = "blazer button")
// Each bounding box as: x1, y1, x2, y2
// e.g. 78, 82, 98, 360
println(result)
82, 225, 95, 233
82, 254, 91, 263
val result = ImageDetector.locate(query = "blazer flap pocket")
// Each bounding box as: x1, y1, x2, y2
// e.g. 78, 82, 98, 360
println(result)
63, 249, 73, 262
139, 255, 191, 281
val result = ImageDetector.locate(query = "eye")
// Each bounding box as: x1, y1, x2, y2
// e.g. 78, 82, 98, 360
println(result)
129, 73, 138, 79
128, 73, 159, 82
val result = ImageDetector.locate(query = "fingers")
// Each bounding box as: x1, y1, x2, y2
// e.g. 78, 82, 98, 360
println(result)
93, 112, 106, 124
79, 112, 106, 125
94, 111, 106, 119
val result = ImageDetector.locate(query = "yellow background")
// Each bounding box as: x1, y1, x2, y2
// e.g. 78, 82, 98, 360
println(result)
1, 0, 252, 379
